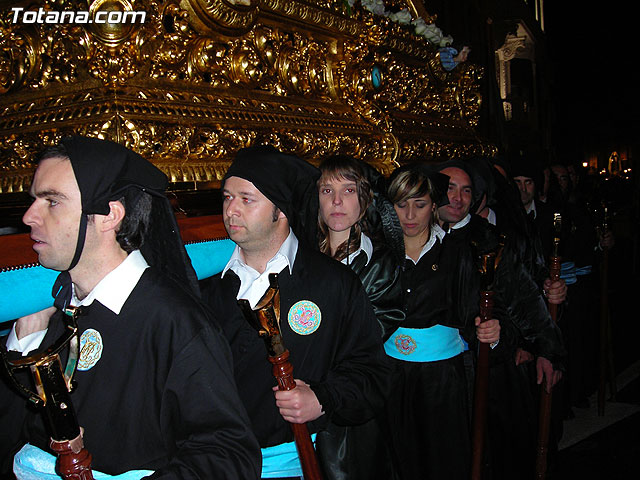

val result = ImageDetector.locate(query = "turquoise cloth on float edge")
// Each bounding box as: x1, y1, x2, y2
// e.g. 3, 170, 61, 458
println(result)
261, 434, 317, 478
14, 444, 153, 480
0, 239, 235, 323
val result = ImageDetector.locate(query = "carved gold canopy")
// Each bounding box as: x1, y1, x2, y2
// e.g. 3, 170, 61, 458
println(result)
0, 0, 496, 194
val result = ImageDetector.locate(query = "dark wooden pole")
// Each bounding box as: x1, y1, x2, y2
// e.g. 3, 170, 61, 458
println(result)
50, 435, 94, 480
38, 357, 94, 480
0, 310, 93, 480
597, 205, 617, 415
470, 289, 494, 480
535, 213, 562, 480
269, 350, 323, 480
534, 256, 560, 480
238, 273, 323, 480
597, 245, 609, 416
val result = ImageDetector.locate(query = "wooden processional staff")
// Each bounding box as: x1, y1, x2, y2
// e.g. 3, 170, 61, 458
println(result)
471, 245, 502, 480
535, 213, 562, 480
1, 308, 94, 480
238, 273, 323, 480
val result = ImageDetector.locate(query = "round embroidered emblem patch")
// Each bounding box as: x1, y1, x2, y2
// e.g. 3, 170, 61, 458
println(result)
395, 334, 417, 355
288, 300, 321, 335
78, 328, 103, 371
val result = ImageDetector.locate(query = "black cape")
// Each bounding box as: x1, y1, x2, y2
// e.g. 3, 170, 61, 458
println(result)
3, 267, 261, 479
199, 243, 391, 448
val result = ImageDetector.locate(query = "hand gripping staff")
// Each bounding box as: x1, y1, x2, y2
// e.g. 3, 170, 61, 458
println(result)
238, 273, 323, 480
470, 242, 503, 480
535, 213, 561, 480
0, 307, 94, 480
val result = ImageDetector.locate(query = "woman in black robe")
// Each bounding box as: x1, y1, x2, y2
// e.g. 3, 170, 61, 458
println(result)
385, 164, 500, 480
314, 155, 403, 480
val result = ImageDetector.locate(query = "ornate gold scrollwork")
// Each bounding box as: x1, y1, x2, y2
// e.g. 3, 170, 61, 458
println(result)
88, 0, 138, 48
0, 22, 40, 94
179, 0, 259, 36
0, 0, 494, 194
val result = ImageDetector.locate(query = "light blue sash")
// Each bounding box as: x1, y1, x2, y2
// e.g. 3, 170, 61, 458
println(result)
14, 444, 153, 479
559, 261, 577, 285
261, 434, 317, 478
384, 325, 465, 362
560, 262, 593, 285
575, 265, 592, 276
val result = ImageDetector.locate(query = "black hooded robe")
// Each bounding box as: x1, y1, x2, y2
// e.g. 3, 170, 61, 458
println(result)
199, 244, 391, 461
5, 267, 261, 479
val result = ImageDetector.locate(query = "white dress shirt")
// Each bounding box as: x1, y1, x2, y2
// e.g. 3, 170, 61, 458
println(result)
407, 224, 446, 265
448, 213, 472, 233
7, 250, 149, 355
343, 233, 373, 266
222, 229, 298, 308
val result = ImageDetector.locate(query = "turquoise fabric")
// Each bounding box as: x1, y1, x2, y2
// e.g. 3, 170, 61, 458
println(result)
559, 261, 577, 285
14, 444, 153, 479
185, 238, 235, 280
384, 325, 465, 362
575, 265, 592, 276
261, 434, 317, 478
0, 239, 235, 323
0, 265, 57, 323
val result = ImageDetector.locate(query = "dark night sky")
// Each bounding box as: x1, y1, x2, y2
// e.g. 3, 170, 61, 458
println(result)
543, 2, 637, 159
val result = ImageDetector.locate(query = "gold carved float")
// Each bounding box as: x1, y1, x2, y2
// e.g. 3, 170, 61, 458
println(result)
0, 0, 496, 194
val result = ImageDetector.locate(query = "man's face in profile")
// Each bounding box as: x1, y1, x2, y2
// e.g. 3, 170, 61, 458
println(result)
222, 176, 282, 252
23, 157, 83, 271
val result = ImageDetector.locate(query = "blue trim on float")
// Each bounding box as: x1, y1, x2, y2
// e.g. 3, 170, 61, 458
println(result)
0, 239, 235, 323
14, 443, 153, 479
186, 238, 235, 280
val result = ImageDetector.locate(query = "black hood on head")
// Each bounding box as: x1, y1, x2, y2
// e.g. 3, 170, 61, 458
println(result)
51, 136, 197, 309
61, 136, 168, 216
434, 158, 486, 211
224, 145, 321, 248
353, 158, 406, 267
508, 149, 544, 190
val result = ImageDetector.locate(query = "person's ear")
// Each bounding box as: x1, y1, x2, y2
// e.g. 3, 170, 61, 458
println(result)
102, 201, 126, 232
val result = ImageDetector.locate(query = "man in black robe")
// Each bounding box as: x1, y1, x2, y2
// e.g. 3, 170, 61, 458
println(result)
435, 160, 566, 478
199, 145, 390, 479
1, 137, 261, 478
464, 155, 569, 478
436, 160, 565, 380
511, 156, 557, 267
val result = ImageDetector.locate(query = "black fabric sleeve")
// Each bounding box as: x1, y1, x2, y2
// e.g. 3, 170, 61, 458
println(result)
151, 323, 262, 479
309, 279, 391, 426
494, 251, 566, 367
355, 248, 405, 341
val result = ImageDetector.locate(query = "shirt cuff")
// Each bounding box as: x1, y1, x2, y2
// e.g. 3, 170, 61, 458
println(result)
6, 323, 48, 356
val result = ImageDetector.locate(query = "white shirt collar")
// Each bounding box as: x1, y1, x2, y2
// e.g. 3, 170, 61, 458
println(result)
526, 199, 537, 218
71, 250, 149, 314
343, 233, 373, 266
486, 208, 497, 226
407, 224, 445, 264
449, 213, 472, 232
222, 228, 298, 279
222, 229, 298, 308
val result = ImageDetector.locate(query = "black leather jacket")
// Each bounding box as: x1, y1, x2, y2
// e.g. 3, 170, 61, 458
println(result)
347, 242, 405, 341
444, 215, 566, 366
